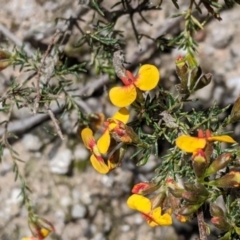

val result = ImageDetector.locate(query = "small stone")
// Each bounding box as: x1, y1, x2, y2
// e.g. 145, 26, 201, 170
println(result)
60, 196, 72, 207
72, 189, 81, 202
85, 98, 103, 113
49, 149, 73, 174
12, 105, 32, 119
22, 134, 43, 151
73, 145, 89, 160
121, 224, 130, 232
8, 188, 23, 205
210, 27, 233, 49
0, 162, 12, 176
71, 204, 87, 219
101, 175, 114, 188
92, 233, 106, 240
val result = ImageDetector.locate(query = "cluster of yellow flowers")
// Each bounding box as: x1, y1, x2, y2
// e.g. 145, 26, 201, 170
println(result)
21, 60, 239, 238
79, 64, 176, 227
80, 64, 160, 174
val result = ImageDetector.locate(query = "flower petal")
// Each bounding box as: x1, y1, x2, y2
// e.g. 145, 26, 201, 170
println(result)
21, 238, 37, 240
176, 135, 206, 153
150, 208, 172, 226
109, 85, 136, 107
208, 135, 237, 144
90, 155, 109, 174
81, 128, 94, 149
112, 107, 129, 123
127, 194, 151, 213
40, 228, 51, 238
135, 64, 160, 91
97, 130, 111, 154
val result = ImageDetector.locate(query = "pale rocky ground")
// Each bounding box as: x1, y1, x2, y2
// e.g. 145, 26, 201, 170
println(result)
0, 1, 240, 240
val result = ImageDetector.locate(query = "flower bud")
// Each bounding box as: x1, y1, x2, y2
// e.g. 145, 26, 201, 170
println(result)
132, 182, 159, 195
181, 183, 208, 204
179, 203, 202, 216
182, 191, 207, 204
183, 182, 195, 191
205, 153, 232, 177
109, 120, 140, 144
166, 178, 184, 198
175, 55, 211, 98
168, 187, 185, 198
209, 171, 240, 188
192, 149, 208, 178
150, 192, 166, 209
204, 141, 213, 162
211, 216, 230, 231
210, 203, 225, 217
194, 183, 209, 196
28, 213, 55, 239
175, 56, 189, 96
0, 49, 12, 71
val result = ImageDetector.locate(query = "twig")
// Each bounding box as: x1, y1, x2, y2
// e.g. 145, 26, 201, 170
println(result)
34, 31, 59, 114
74, 98, 92, 114
112, 50, 126, 79
46, 106, 65, 140
197, 207, 208, 240
0, 105, 64, 138
130, 16, 181, 65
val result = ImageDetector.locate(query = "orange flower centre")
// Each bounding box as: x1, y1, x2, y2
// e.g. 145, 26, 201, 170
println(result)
120, 70, 136, 86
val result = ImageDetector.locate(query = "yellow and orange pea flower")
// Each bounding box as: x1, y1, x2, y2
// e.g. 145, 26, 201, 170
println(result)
97, 107, 129, 154
21, 227, 53, 240
127, 194, 172, 227
81, 108, 130, 174
81, 127, 110, 174
109, 64, 160, 107
176, 129, 237, 153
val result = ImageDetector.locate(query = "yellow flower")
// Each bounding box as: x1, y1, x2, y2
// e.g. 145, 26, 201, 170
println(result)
81, 127, 110, 174
127, 194, 172, 227
81, 108, 130, 174
176, 129, 236, 153
109, 64, 160, 107
21, 238, 36, 240
21, 228, 51, 240
26, 214, 55, 240
97, 107, 129, 154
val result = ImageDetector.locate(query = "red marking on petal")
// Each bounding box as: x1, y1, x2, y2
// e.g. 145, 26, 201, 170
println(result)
205, 129, 212, 138
88, 138, 96, 149
197, 129, 205, 138
142, 212, 156, 225
120, 70, 136, 86
132, 183, 150, 194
